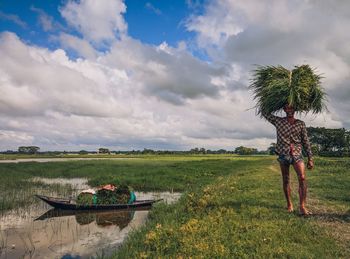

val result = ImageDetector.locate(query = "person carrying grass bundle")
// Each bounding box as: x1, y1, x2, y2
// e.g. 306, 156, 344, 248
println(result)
250, 65, 326, 216
263, 105, 313, 215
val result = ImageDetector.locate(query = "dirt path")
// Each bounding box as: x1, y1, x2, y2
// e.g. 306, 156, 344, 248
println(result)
307, 197, 350, 252
269, 162, 350, 252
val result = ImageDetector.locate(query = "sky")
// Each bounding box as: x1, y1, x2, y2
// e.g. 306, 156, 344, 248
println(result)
0, 0, 349, 151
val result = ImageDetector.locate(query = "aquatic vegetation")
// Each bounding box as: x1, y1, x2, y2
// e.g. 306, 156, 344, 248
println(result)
0, 178, 73, 213
0, 157, 249, 212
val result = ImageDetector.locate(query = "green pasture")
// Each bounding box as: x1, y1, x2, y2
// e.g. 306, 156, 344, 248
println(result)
0, 155, 349, 258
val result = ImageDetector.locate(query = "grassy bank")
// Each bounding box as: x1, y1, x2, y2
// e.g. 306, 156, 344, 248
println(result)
113, 156, 350, 258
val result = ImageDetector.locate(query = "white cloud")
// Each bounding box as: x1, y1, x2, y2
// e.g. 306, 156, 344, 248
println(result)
0, 32, 236, 151
0, 10, 27, 29
59, 0, 127, 44
186, 0, 350, 129
145, 2, 162, 15
101, 38, 225, 104
58, 33, 98, 59
1, 0, 349, 151
0, 130, 34, 148
30, 6, 66, 33
0, 32, 130, 118
30, 6, 55, 31
186, 0, 311, 48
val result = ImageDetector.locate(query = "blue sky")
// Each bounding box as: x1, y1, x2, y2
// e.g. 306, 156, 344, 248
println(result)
125, 0, 196, 45
0, 0, 200, 55
0, 0, 348, 151
0, 0, 62, 48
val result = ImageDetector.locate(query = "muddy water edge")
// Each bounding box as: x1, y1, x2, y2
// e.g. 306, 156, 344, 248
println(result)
0, 177, 181, 259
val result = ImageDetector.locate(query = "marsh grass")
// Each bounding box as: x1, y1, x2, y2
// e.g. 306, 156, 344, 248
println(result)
0, 156, 254, 212
0, 166, 74, 212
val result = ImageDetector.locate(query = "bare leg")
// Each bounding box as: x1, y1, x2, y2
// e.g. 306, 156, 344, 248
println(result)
279, 163, 293, 212
292, 161, 310, 215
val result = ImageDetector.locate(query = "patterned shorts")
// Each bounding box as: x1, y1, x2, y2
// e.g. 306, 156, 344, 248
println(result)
277, 154, 303, 166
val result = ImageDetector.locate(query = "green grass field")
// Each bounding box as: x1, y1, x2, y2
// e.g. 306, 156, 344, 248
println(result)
0, 155, 349, 258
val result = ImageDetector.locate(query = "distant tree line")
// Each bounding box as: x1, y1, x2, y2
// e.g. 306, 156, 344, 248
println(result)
267, 127, 350, 157
234, 146, 261, 155
118, 148, 237, 155
18, 146, 40, 154
307, 127, 350, 157
98, 148, 110, 154
2, 147, 249, 155
114, 147, 267, 155
2, 127, 348, 157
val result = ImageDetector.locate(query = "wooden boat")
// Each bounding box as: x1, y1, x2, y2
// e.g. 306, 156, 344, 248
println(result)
35, 194, 162, 211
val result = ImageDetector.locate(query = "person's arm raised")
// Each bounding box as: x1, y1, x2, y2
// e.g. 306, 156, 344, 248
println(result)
261, 112, 278, 126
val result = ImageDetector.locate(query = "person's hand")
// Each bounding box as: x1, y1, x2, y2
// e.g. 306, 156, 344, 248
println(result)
307, 159, 314, 170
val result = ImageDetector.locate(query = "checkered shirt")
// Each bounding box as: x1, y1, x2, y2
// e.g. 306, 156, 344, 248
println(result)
263, 113, 313, 158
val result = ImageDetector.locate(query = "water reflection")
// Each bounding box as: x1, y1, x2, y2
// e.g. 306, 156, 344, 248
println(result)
35, 209, 148, 228
1, 207, 149, 259
0, 191, 181, 259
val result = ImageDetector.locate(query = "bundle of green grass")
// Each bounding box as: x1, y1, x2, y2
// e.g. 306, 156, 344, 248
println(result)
96, 185, 133, 205
76, 184, 136, 205
76, 192, 95, 206
250, 65, 326, 115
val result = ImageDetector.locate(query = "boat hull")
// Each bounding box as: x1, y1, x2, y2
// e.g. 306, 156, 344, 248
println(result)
35, 194, 161, 210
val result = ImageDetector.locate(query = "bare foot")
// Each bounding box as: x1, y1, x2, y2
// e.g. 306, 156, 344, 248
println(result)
287, 205, 294, 213
299, 207, 312, 216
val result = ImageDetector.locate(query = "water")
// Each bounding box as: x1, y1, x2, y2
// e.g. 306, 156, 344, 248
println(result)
0, 158, 133, 163
0, 178, 181, 259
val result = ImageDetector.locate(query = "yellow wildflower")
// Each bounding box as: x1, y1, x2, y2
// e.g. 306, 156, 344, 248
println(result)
145, 230, 157, 244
